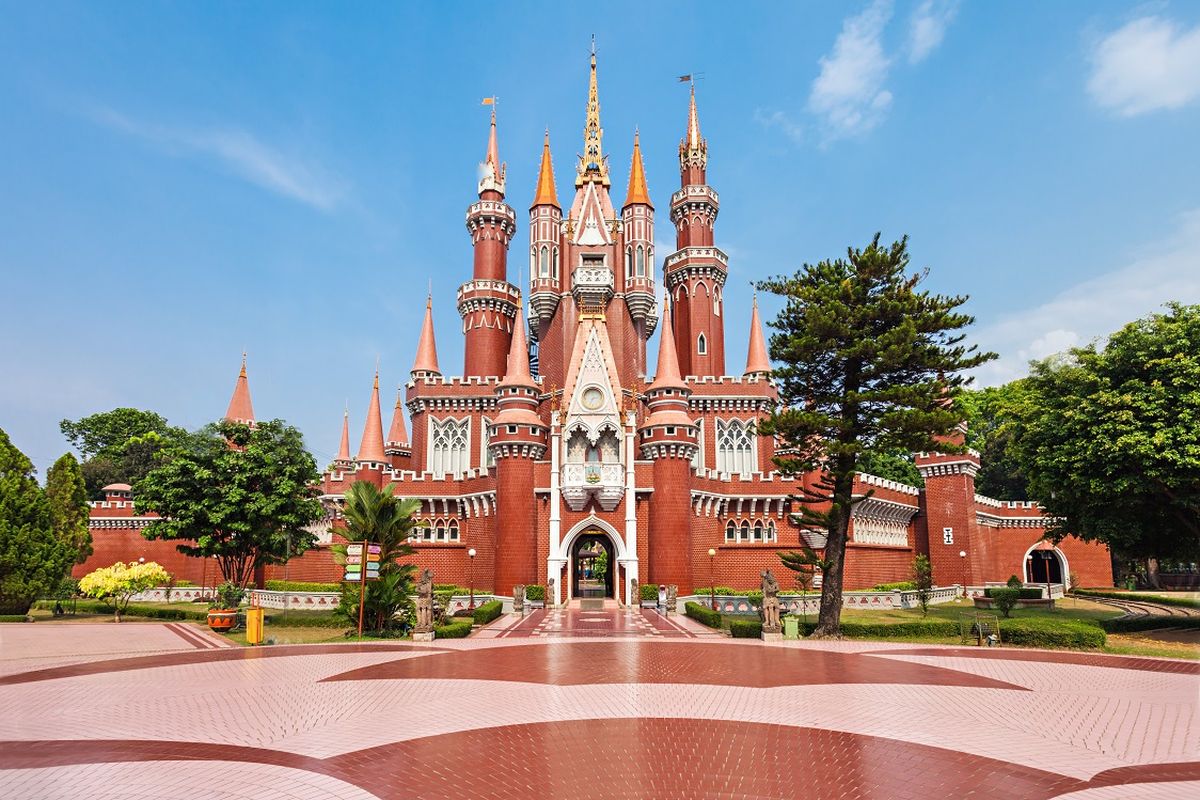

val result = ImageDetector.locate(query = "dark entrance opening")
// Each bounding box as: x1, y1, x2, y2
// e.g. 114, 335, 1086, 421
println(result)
571, 531, 614, 599
1026, 550, 1063, 584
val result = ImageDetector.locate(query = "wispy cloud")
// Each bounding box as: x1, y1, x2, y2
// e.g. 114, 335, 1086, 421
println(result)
908, 0, 959, 64
971, 208, 1200, 386
1087, 15, 1200, 116
88, 106, 344, 211
808, 0, 895, 140
752, 108, 805, 144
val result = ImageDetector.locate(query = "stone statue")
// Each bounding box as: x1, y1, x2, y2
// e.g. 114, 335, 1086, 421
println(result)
414, 568, 434, 639
547, 578, 556, 608
631, 578, 639, 607
760, 569, 781, 633
666, 584, 678, 614
513, 584, 525, 615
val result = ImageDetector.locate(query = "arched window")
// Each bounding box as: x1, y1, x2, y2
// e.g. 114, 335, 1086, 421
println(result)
530, 248, 537, 278
753, 521, 764, 542
429, 418, 470, 478
725, 520, 736, 542
539, 245, 550, 277
767, 521, 776, 543
434, 519, 446, 542
740, 520, 751, 542
697, 333, 707, 355
690, 419, 704, 471
553, 247, 560, 279
714, 288, 721, 317
481, 417, 494, 470
448, 520, 460, 542
716, 419, 756, 477
626, 246, 633, 279
636, 245, 645, 277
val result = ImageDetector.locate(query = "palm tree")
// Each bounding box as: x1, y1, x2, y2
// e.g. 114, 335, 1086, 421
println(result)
332, 481, 420, 634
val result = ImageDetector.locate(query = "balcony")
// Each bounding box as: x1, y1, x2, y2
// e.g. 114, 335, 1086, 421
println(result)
561, 462, 624, 512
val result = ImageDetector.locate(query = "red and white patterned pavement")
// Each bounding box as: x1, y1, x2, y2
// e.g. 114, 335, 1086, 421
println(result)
0, 608, 1196, 799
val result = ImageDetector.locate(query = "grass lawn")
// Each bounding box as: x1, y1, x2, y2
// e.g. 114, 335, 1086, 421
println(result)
221, 626, 351, 646
834, 596, 1124, 625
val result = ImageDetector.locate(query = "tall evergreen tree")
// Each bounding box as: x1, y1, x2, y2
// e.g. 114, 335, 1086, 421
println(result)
0, 429, 76, 613
46, 453, 93, 563
758, 234, 995, 637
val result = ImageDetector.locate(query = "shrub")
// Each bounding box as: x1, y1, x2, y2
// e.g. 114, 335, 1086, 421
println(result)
685, 601, 722, 628
0, 614, 31, 623
1006, 575, 1023, 589
434, 619, 472, 639
744, 590, 763, 607
35, 599, 208, 621
692, 586, 739, 596
797, 620, 960, 639
473, 599, 503, 625
264, 611, 345, 628
264, 580, 340, 593
1099, 616, 1200, 633
988, 588, 1021, 618
730, 619, 763, 638
984, 587, 1042, 600
525, 584, 545, 602
211, 581, 246, 611
871, 581, 917, 592
1076, 589, 1200, 609
78, 561, 172, 622
1001, 618, 1105, 649
640, 584, 659, 601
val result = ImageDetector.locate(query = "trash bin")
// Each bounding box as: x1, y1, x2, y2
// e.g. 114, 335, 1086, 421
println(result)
245, 606, 265, 645
783, 616, 799, 640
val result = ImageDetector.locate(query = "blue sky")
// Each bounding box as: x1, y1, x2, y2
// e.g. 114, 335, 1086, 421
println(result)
3, 1, 1199, 474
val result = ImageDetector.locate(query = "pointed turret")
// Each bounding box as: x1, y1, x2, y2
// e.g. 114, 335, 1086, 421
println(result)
680, 82, 708, 172
224, 353, 255, 425
334, 409, 352, 467
648, 294, 686, 393
498, 301, 535, 389
412, 296, 442, 378
532, 129, 559, 209
623, 129, 652, 209
356, 372, 387, 464
478, 106, 506, 197
744, 294, 771, 377
386, 390, 409, 447
576, 39, 610, 187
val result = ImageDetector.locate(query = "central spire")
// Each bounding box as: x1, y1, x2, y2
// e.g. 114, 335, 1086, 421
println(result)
576, 37, 610, 188
478, 104, 506, 196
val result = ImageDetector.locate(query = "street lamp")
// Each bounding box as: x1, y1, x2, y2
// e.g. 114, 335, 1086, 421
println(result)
959, 550, 967, 593
1039, 551, 1053, 605
708, 548, 717, 610
467, 548, 477, 611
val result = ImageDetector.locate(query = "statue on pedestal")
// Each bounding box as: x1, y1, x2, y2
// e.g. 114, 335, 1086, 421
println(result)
631, 578, 639, 607
414, 568, 434, 638
513, 584, 525, 615
547, 578, 556, 608
760, 569, 781, 633
666, 584, 678, 614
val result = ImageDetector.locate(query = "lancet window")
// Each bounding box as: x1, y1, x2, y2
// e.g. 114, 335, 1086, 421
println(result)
429, 417, 469, 478
715, 418, 755, 477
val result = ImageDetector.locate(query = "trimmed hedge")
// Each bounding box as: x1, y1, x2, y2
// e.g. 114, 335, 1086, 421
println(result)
797, 620, 960, 639
984, 587, 1043, 600
640, 584, 660, 601
872, 581, 917, 592
434, 619, 472, 639
35, 599, 208, 621
1099, 615, 1200, 633
264, 580, 340, 593
0, 614, 31, 623
525, 584, 545, 602
1076, 589, 1200, 609
730, 619, 763, 638
685, 601, 722, 628
473, 599, 503, 625
1000, 618, 1106, 649
692, 586, 740, 596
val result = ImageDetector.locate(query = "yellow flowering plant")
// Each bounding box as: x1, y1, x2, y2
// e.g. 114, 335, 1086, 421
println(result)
78, 561, 171, 622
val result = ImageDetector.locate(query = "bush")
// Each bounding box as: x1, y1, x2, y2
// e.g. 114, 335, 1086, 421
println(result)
692, 586, 739, 596
985, 587, 1043, 600
988, 588, 1021, 617
730, 619, 763, 638
1001, 618, 1106, 649
264, 580, 340, 593
1076, 589, 1200, 609
525, 584, 545, 602
264, 610, 345, 628
684, 601, 722, 628
34, 599, 209, 621
1099, 616, 1200, 633
0, 614, 31, 623
473, 599, 503, 625
871, 581, 917, 592
797, 620, 960, 639
1006, 575, 1023, 589
640, 584, 659, 601
434, 619, 472, 639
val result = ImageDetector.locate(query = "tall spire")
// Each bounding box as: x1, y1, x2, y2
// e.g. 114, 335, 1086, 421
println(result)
648, 293, 686, 391
679, 82, 708, 171
411, 295, 441, 376
499, 301, 535, 388
687, 83, 702, 148
335, 408, 351, 464
224, 352, 255, 424
532, 129, 559, 208
356, 372, 386, 463
478, 105, 506, 196
386, 389, 409, 446
744, 294, 771, 376
623, 129, 652, 208
576, 37, 609, 187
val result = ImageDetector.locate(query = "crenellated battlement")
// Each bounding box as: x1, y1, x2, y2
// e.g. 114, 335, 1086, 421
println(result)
856, 472, 921, 496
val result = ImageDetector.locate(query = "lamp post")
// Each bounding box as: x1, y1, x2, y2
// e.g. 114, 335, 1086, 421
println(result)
467, 548, 477, 611
708, 548, 717, 610
959, 550, 967, 595
1040, 550, 1053, 606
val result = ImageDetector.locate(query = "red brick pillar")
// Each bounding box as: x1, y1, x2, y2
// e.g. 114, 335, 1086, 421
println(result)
648, 454, 693, 590
493, 456, 537, 597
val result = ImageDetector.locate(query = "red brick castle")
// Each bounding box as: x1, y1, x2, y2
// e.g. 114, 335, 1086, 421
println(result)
79, 52, 1113, 599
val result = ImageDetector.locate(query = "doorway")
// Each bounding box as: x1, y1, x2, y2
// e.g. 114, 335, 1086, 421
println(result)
1026, 549, 1064, 585
571, 531, 614, 600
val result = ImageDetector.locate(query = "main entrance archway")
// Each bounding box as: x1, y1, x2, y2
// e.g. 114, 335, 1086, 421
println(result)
571, 531, 615, 599
1024, 545, 1066, 585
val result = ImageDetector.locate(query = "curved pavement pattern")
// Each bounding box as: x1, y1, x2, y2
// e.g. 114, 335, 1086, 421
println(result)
0, 613, 1197, 799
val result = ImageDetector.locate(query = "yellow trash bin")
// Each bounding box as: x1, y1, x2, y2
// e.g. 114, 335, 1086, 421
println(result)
246, 606, 265, 645
783, 616, 800, 640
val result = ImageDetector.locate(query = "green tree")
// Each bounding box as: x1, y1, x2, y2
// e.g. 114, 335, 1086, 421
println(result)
757, 234, 995, 637
60, 409, 185, 498
45, 453, 93, 564
1011, 304, 1200, 569
78, 560, 171, 622
856, 448, 924, 487
0, 429, 77, 613
958, 382, 1031, 499
331, 481, 419, 634
135, 419, 323, 588
912, 554, 933, 617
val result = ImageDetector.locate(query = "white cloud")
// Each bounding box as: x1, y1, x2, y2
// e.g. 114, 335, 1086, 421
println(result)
808, 0, 895, 139
971, 208, 1200, 386
88, 106, 344, 210
752, 108, 805, 144
1087, 15, 1200, 116
908, 0, 959, 64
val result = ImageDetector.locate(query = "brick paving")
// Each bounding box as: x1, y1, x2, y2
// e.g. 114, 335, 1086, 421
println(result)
0, 620, 1195, 799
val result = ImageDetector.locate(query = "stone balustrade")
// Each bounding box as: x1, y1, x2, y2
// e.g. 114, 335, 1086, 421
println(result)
685, 585, 963, 616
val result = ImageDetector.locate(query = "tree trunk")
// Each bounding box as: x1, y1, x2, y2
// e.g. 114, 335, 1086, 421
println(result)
1146, 558, 1161, 589
812, 471, 855, 638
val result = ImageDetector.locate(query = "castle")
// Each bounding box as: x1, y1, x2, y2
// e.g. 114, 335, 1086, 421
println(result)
79, 52, 1114, 599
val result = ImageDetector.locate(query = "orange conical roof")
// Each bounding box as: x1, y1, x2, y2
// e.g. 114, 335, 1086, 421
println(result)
531, 129, 559, 209
499, 306, 535, 388
387, 389, 409, 445
336, 409, 351, 462
356, 373, 386, 463
224, 353, 255, 424
648, 293, 686, 392
745, 294, 771, 376
623, 129, 652, 208
411, 296, 441, 376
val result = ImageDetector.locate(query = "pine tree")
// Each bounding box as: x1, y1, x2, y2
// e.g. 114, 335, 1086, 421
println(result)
758, 234, 994, 637
46, 453, 93, 563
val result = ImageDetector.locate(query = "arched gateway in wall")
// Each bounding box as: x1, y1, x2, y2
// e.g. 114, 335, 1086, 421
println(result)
561, 517, 628, 603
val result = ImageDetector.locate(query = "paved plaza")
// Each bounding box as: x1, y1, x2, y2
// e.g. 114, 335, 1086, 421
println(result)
1, 610, 1197, 799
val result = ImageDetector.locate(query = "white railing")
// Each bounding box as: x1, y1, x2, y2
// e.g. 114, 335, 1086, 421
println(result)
685, 586, 963, 616
129, 586, 215, 603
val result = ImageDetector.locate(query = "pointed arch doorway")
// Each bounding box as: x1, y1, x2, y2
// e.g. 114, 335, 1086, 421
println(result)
571, 530, 615, 600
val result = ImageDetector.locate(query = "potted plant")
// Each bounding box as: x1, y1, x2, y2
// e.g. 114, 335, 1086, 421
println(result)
207, 581, 245, 632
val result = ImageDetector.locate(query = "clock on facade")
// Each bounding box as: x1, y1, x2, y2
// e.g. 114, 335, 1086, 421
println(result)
582, 386, 605, 410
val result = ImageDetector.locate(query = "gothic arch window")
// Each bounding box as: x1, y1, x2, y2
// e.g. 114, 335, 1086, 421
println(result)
716, 418, 756, 477
697, 334, 707, 355
690, 419, 704, 471
647, 247, 654, 280
429, 417, 470, 479
714, 287, 721, 317
740, 520, 751, 542
636, 245, 646, 277
767, 521, 776, 543
530, 247, 537, 279
725, 520, 736, 542
697, 280, 709, 296
753, 521, 764, 542
539, 245, 550, 278
625, 246, 633, 279
448, 520, 460, 542
480, 417, 494, 471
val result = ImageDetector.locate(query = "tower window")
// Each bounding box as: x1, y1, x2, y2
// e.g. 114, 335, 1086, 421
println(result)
539, 245, 550, 278
636, 245, 646, 277
716, 418, 756, 477
697, 334, 707, 355
626, 246, 633, 279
